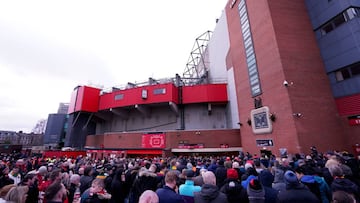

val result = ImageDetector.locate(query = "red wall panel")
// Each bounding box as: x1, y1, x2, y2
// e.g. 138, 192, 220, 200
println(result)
182, 84, 228, 104
99, 83, 179, 110
336, 93, 360, 116
74, 86, 101, 113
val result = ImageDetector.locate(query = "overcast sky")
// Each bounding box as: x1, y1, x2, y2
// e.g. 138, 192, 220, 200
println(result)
0, 0, 227, 133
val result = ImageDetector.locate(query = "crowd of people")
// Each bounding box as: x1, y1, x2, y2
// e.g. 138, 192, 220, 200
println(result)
0, 147, 358, 203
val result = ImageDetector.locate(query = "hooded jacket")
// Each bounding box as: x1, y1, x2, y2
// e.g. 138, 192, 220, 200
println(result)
220, 179, 249, 203
331, 177, 359, 201
194, 184, 228, 203
277, 182, 320, 203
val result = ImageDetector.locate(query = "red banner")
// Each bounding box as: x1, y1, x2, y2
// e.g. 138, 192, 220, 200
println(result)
142, 133, 166, 148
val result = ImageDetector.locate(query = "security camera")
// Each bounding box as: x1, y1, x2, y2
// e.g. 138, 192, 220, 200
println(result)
283, 80, 289, 87
292, 113, 302, 117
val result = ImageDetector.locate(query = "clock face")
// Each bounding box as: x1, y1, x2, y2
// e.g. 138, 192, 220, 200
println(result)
253, 111, 269, 129
250, 106, 272, 134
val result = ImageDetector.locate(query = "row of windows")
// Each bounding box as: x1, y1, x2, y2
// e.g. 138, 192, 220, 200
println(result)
320, 7, 360, 36
238, 0, 262, 97
335, 61, 360, 81
114, 88, 166, 101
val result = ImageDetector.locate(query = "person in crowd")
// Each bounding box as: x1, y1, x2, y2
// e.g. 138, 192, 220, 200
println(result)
80, 166, 94, 195
272, 168, 286, 192
46, 163, 55, 174
241, 167, 258, 189
4, 185, 29, 203
247, 178, 265, 203
332, 190, 356, 203
109, 168, 126, 203
139, 190, 159, 203
179, 169, 201, 198
19, 173, 39, 203
78, 168, 85, 176
156, 170, 184, 203
220, 168, 249, 203
232, 161, 244, 179
8, 166, 22, 185
68, 174, 81, 203
44, 181, 68, 203
295, 165, 331, 203
194, 171, 228, 203
37, 166, 48, 185
193, 168, 206, 187
214, 159, 227, 188
80, 178, 111, 203
277, 170, 320, 203
224, 157, 233, 170
103, 165, 115, 192
328, 164, 359, 202
128, 166, 159, 203
258, 169, 278, 203
0, 184, 15, 201
39, 169, 63, 203
0, 166, 14, 189
254, 159, 264, 174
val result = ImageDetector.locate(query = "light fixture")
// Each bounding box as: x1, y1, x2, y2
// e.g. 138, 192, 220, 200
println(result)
283, 80, 294, 87
269, 113, 276, 122
247, 118, 252, 126
292, 113, 302, 117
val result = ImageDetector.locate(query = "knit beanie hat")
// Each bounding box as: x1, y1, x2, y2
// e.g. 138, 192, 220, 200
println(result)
247, 179, 265, 201
284, 170, 299, 186
245, 163, 253, 170
273, 168, 285, 183
227, 168, 238, 179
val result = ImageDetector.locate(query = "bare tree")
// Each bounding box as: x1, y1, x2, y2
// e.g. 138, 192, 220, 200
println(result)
32, 119, 47, 134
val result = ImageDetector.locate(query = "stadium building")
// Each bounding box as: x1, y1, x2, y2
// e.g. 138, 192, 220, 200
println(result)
65, 0, 360, 158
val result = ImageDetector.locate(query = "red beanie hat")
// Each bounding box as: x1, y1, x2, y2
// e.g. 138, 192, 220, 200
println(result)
227, 168, 238, 179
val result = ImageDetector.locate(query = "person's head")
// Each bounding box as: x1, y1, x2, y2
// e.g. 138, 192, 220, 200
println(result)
227, 168, 239, 180
164, 170, 178, 188
70, 174, 81, 185
90, 178, 105, 194
11, 167, 19, 175
45, 181, 67, 202
0, 184, 15, 198
328, 164, 344, 177
38, 166, 48, 176
139, 190, 159, 203
284, 170, 299, 187
50, 169, 62, 182
149, 164, 157, 173
202, 171, 216, 185
4, 186, 29, 203
185, 169, 194, 179
78, 167, 84, 175
332, 190, 356, 203
232, 161, 240, 169
21, 173, 36, 186
84, 166, 93, 176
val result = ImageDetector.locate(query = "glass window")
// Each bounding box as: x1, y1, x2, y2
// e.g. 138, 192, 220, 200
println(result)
350, 63, 360, 76
333, 14, 346, 27
114, 94, 124, 100
341, 69, 351, 80
243, 28, 251, 40
241, 20, 249, 31
321, 23, 333, 35
153, 88, 166, 95
335, 71, 344, 81
244, 37, 252, 48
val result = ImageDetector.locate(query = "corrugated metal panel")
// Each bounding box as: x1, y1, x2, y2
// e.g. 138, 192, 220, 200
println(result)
335, 94, 360, 116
